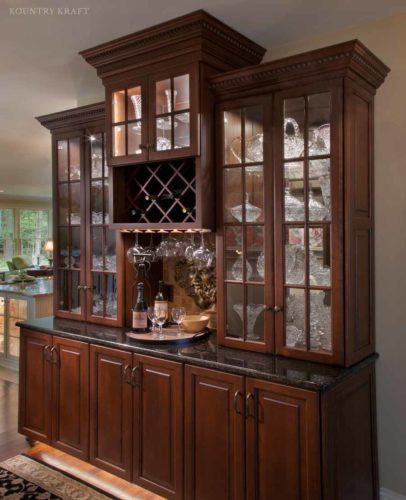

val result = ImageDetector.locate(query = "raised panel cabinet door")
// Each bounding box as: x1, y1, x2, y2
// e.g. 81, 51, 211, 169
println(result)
133, 355, 183, 500
18, 329, 52, 443
185, 365, 245, 500
89, 344, 133, 480
246, 378, 321, 500
51, 336, 89, 460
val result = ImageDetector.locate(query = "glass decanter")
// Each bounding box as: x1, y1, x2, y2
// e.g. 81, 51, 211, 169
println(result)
230, 192, 262, 223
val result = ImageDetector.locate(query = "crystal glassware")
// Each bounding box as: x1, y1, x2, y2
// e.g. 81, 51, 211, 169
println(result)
231, 256, 253, 281
184, 233, 198, 262
257, 251, 265, 279
230, 133, 263, 163
147, 306, 158, 337
230, 192, 262, 223
155, 306, 168, 340
165, 88, 177, 113
308, 190, 327, 221
284, 186, 304, 221
172, 307, 186, 336
192, 232, 214, 269
130, 94, 142, 120
233, 303, 265, 340
284, 117, 304, 158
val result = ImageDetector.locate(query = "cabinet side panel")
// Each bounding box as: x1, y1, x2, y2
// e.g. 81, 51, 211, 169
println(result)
344, 79, 375, 365
321, 363, 379, 500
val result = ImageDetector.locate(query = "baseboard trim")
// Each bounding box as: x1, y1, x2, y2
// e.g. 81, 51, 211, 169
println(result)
381, 488, 406, 500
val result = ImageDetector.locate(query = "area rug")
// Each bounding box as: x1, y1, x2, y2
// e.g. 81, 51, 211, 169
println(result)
0, 454, 115, 499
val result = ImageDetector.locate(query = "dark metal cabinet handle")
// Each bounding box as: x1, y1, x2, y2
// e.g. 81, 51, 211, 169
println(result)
123, 365, 132, 384
131, 366, 140, 387
43, 345, 51, 361
234, 390, 243, 415
246, 392, 255, 418
139, 144, 148, 150
273, 305, 284, 313
49, 346, 58, 364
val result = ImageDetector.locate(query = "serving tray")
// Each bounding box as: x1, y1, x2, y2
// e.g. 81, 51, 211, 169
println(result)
126, 327, 211, 345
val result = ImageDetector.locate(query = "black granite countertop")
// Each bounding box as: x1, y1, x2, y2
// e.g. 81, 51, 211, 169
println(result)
17, 316, 378, 392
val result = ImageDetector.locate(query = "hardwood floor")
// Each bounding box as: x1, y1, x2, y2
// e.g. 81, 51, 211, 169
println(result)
0, 372, 164, 499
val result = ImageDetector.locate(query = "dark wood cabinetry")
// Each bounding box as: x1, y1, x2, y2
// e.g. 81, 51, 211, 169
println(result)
19, 326, 379, 500
19, 330, 89, 460
185, 365, 245, 500
89, 345, 183, 498
185, 365, 321, 500
134, 355, 183, 499
214, 41, 389, 366
89, 344, 133, 479
37, 104, 124, 326
51, 336, 89, 460
245, 378, 320, 500
80, 10, 265, 231
19, 330, 52, 443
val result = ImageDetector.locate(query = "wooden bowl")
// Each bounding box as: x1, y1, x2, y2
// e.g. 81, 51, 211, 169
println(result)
182, 315, 209, 333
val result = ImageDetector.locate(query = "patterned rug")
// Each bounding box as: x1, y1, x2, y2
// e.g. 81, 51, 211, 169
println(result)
0, 454, 116, 499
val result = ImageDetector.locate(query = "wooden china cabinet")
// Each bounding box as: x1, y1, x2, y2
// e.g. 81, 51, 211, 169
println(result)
20, 11, 390, 500
213, 41, 389, 366
37, 103, 124, 326
80, 10, 265, 231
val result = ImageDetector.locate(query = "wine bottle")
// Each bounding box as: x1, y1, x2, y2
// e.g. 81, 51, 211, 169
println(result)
154, 280, 168, 321
132, 282, 149, 332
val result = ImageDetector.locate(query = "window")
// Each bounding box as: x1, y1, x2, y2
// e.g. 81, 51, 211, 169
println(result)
0, 208, 51, 268
0, 209, 15, 268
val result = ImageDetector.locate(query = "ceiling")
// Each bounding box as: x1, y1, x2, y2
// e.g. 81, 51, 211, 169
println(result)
0, 0, 404, 200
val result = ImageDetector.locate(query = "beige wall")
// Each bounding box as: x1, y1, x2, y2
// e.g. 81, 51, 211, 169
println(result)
264, 13, 406, 495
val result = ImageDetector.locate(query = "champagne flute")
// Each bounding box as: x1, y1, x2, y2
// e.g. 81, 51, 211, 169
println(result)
155, 307, 168, 340
147, 306, 158, 337
172, 307, 186, 336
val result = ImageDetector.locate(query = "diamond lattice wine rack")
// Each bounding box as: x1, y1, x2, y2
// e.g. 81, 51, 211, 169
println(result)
110, 157, 213, 230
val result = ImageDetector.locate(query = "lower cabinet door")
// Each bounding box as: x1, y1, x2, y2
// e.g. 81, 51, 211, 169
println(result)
185, 365, 245, 500
133, 355, 183, 500
51, 336, 89, 460
18, 329, 52, 443
245, 378, 321, 500
89, 344, 133, 480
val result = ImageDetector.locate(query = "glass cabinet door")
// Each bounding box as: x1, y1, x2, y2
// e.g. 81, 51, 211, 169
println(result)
275, 87, 338, 362
8, 297, 28, 358
219, 100, 272, 350
149, 67, 197, 160
109, 81, 147, 163
55, 135, 86, 319
87, 132, 121, 325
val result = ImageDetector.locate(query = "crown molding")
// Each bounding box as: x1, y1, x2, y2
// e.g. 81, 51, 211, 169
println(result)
80, 10, 265, 77
36, 102, 105, 131
209, 40, 390, 95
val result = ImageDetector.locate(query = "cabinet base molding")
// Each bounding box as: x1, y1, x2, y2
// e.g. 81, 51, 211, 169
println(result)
381, 488, 406, 500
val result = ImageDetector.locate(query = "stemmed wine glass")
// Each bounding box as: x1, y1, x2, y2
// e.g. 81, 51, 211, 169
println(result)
155, 307, 168, 340
192, 232, 214, 269
147, 306, 158, 337
184, 233, 198, 262
172, 307, 186, 336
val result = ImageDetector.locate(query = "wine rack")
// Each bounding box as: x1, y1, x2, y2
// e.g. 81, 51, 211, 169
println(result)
111, 157, 199, 228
